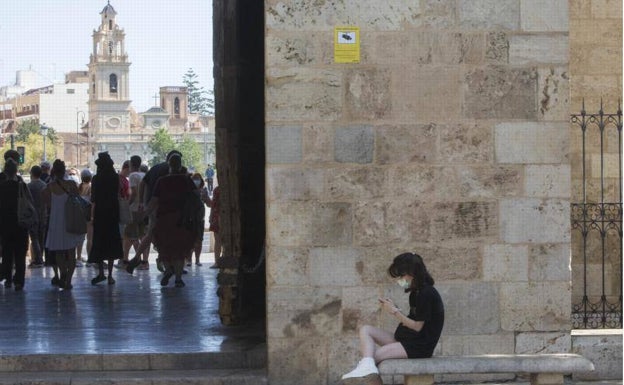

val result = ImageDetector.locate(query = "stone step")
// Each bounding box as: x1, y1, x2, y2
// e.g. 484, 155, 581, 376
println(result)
0, 368, 267, 385
0, 350, 266, 372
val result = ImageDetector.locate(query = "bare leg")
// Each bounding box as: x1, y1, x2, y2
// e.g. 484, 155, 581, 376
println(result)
359, 325, 397, 359
194, 240, 202, 264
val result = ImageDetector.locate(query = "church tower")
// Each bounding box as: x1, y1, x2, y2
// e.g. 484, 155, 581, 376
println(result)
87, 1, 132, 166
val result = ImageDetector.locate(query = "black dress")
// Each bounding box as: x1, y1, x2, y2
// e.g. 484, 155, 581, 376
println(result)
88, 172, 123, 262
394, 284, 445, 358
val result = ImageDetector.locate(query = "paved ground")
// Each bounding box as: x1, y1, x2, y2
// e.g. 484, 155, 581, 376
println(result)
0, 249, 264, 355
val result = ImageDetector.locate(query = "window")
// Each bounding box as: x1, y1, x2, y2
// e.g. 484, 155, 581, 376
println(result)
174, 97, 180, 116
67, 89, 75, 94
108, 41, 114, 55
109, 20, 113, 30
110, 74, 118, 93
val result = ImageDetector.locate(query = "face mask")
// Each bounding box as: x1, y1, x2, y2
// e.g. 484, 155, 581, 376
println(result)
70, 175, 80, 184
397, 278, 412, 289
193, 179, 201, 187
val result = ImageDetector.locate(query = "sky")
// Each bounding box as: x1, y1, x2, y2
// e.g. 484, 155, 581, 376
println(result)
0, 0, 213, 113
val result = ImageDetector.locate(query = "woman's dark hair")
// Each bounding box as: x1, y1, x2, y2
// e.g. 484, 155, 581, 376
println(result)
168, 154, 183, 173
388, 252, 435, 291
191, 172, 205, 188
3, 158, 18, 177
51, 159, 66, 178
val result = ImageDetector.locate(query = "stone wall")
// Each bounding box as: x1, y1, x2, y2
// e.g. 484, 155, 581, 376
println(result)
265, 1, 572, 384
569, 0, 622, 314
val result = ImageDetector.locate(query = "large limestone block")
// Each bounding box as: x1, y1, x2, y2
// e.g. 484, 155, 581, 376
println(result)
591, 0, 624, 19
345, 69, 392, 120
303, 124, 334, 164
353, 200, 430, 246
268, 167, 324, 201
266, 33, 320, 67
500, 282, 571, 331
267, 287, 342, 338
267, 126, 302, 164
440, 333, 515, 355
267, 202, 353, 246
266, 246, 309, 286
431, 201, 497, 241
509, 35, 569, 65
341, 286, 383, 332
327, 166, 386, 200
268, 337, 328, 385
335, 126, 375, 164
529, 244, 571, 282
569, 19, 622, 47
454, 166, 522, 199
266, 0, 422, 31
537, 67, 570, 121
308, 247, 364, 287
387, 164, 435, 199
495, 122, 569, 164
520, 0, 569, 31
458, 0, 520, 30
516, 331, 571, 353
572, 330, 623, 380
464, 67, 537, 119
525, 165, 571, 198
438, 122, 493, 164
486, 32, 509, 64
437, 283, 500, 335
500, 198, 570, 243
483, 244, 529, 282
421, 245, 482, 282
391, 66, 461, 122
376, 124, 437, 165
266, 68, 342, 121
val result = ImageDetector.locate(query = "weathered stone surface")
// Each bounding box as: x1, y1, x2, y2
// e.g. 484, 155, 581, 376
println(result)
268, 202, 352, 247
266, 0, 422, 31
266, 68, 342, 121
431, 202, 497, 241
455, 166, 522, 199
266, 246, 309, 286
438, 122, 493, 163
486, 32, 509, 64
464, 66, 537, 119
341, 286, 382, 332
440, 333, 515, 355
376, 124, 437, 165
340, 374, 383, 385
266, 33, 318, 66
591, 153, 621, 178
374, 32, 483, 66
267, 167, 324, 201
483, 244, 529, 282
303, 124, 333, 164
345, 69, 391, 120
500, 282, 571, 331
458, 0, 520, 30
538, 67, 570, 121
267, 126, 302, 164
509, 35, 569, 65
529, 244, 572, 282
591, 0, 623, 19
327, 166, 386, 200
516, 332, 571, 353
520, 0, 569, 31
495, 122, 569, 164
525, 165, 570, 198
424, 246, 482, 281
268, 287, 342, 338
387, 164, 435, 199
415, 0, 458, 28
500, 198, 570, 243
335, 126, 374, 164
268, 337, 328, 385
437, 283, 500, 334
392, 66, 461, 122
308, 247, 363, 287
569, 0, 591, 19
353, 200, 430, 246
572, 330, 623, 380
570, 19, 622, 47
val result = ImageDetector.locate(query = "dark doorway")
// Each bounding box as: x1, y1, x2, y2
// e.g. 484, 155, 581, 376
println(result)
213, 0, 266, 326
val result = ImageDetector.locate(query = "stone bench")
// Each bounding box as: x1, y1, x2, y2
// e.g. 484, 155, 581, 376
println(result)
378, 354, 594, 385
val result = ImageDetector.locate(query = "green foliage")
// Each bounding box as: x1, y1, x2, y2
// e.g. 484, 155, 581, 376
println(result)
147, 128, 176, 166
16, 119, 58, 144
0, 131, 56, 174
182, 68, 214, 116
146, 128, 204, 171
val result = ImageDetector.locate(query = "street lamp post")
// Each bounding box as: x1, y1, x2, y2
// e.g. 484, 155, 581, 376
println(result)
76, 110, 86, 166
40, 124, 49, 162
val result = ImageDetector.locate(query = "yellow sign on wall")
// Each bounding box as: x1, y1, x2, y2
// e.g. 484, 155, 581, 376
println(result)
334, 27, 360, 63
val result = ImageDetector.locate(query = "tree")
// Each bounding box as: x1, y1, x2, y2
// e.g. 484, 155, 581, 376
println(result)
182, 68, 214, 116
177, 134, 203, 171
147, 128, 176, 165
16, 119, 58, 144
0, 131, 56, 174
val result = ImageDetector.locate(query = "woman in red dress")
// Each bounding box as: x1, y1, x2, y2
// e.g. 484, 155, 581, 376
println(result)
146, 153, 197, 287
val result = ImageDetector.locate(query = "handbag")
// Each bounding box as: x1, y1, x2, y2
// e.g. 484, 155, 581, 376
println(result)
17, 182, 38, 230
58, 181, 91, 234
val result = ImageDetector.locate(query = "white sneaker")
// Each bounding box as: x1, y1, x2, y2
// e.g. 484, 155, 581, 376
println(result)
341, 357, 378, 380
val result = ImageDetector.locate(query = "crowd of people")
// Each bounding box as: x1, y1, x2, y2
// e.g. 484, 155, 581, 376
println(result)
0, 149, 218, 291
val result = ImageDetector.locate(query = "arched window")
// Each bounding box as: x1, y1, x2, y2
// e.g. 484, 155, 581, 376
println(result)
92, 75, 96, 94
109, 74, 118, 94
108, 41, 113, 55
174, 97, 180, 117
109, 20, 113, 30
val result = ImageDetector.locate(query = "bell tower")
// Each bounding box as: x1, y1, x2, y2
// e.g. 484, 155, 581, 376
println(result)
87, 1, 132, 165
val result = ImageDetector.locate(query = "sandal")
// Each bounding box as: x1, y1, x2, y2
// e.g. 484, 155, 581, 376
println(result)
91, 275, 106, 285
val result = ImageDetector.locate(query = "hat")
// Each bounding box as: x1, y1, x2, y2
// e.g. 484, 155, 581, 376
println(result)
80, 168, 93, 179
40, 161, 51, 170
95, 151, 114, 167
